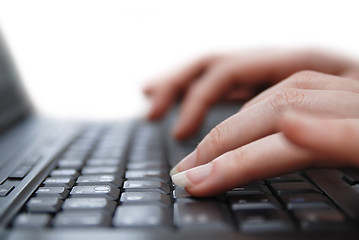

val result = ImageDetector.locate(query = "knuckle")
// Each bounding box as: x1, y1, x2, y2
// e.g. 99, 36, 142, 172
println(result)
229, 148, 246, 166
288, 70, 320, 88
201, 124, 228, 154
268, 88, 306, 112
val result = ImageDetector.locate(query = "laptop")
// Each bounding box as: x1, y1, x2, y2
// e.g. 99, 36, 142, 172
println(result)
0, 31, 358, 240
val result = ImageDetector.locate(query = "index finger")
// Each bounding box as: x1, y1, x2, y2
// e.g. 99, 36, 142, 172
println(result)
145, 55, 219, 120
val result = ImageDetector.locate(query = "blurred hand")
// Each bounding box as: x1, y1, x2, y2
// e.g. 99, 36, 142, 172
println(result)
170, 71, 359, 196
144, 50, 359, 140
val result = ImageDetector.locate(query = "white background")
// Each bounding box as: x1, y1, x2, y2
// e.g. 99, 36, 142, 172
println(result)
0, 0, 358, 120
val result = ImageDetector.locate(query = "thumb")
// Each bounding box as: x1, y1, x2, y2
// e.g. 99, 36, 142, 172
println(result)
279, 111, 359, 167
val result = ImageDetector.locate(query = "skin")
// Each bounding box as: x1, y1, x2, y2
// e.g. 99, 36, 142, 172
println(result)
144, 49, 359, 196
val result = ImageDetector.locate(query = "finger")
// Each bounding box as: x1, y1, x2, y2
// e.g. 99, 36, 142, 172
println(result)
340, 69, 359, 81
146, 84, 178, 120
280, 111, 359, 167
172, 133, 313, 196
170, 88, 359, 175
242, 71, 359, 111
171, 54, 290, 139
224, 85, 255, 101
145, 55, 219, 120
171, 54, 358, 139
172, 65, 238, 139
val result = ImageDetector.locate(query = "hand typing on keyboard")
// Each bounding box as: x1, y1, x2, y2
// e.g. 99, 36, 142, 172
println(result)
144, 49, 359, 196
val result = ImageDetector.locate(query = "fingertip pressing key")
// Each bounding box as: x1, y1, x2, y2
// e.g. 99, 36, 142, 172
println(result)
170, 150, 198, 177
171, 163, 213, 188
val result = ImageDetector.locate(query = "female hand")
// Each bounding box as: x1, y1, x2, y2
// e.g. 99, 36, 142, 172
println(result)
170, 71, 359, 196
144, 50, 359, 140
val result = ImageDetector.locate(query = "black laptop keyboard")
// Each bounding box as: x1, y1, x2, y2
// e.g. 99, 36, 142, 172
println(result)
9, 121, 359, 232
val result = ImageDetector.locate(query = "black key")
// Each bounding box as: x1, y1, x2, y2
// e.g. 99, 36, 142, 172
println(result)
50, 169, 79, 178
127, 162, 167, 170
226, 182, 270, 196
0, 184, 15, 197
342, 169, 359, 185
306, 169, 359, 221
125, 170, 170, 182
271, 182, 318, 195
120, 192, 171, 207
174, 201, 233, 231
8, 163, 34, 179
123, 180, 170, 194
61, 150, 88, 159
91, 149, 124, 159
234, 209, 294, 232
13, 213, 51, 228
86, 158, 122, 166
81, 166, 123, 176
76, 175, 123, 187
57, 159, 84, 170
293, 208, 348, 231
173, 187, 191, 199
128, 154, 164, 163
229, 195, 281, 210
63, 198, 116, 213
53, 211, 111, 227
70, 185, 120, 200
280, 193, 332, 210
43, 177, 75, 189
113, 205, 171, 227
267, 173, 306, 183
27, 197, 63, 213
36, 187, 69, 199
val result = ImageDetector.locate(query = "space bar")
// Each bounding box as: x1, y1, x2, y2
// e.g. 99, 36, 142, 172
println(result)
305, 169, 359, 221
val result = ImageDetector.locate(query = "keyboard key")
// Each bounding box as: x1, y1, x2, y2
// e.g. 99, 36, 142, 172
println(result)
226, 182, 270, 196
123, 180, 170, 194
126, 161, 167, 170
305, 169, 359, 222
113, 205, 171, 227
13, 213, 51, 228
76, 175, 123, 187
125, 170, 170, 182
43, 177, 75, 189
81, 166, 123, 176
53, 211, 111, 227
27, 197, 63, 213
267, 172, 306, 183
57, 159, 84, 170
279, 193, 332, 210
8, 163, 34, 179
70, 185, 120, 200
271, 182, 319, 195
86, 158, 122, 166
36, 187, 69, 199
174, 201, 233, 231
91, 149, 124, 159
173, 186, 191, 199
234, 209, 294, 232
50, 169, 79, 178
0, 184, 15, 197
62, 198, 116, 213
342, 169, 359, 185
120, 192, 171, 207
229, 195, 281, 210
293, 208, 348, 231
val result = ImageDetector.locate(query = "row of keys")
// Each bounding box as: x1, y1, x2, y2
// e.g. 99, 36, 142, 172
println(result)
12, 122, 353, 233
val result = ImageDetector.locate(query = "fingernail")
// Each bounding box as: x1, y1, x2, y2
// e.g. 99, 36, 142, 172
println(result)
172, 163, 213, 188
169, 150, 197, 176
